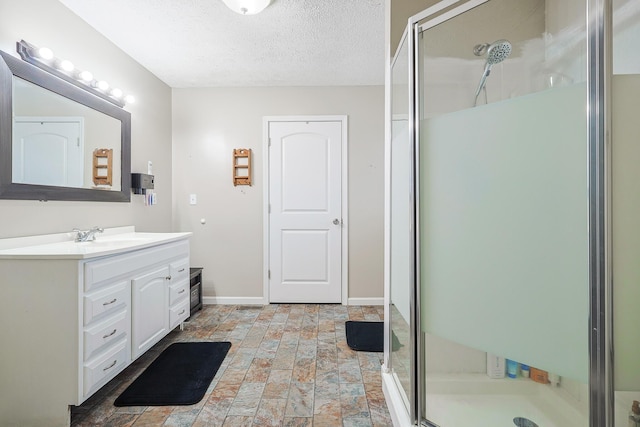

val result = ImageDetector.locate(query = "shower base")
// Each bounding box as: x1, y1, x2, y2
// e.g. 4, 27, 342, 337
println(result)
425, 374, 587, 427
382, 372, 588, 427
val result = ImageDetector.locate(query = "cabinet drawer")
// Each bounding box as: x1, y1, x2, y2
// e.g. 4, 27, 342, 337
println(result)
170, 258, 189, 281
169, 298, 189, 330
169, 278, 189, 306
84, 281, 129, 325
84, 240, 189, 291
84, 310, 128, 361
83, 339, 128, 398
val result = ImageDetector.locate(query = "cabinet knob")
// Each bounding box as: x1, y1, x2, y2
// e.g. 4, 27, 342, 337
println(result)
165, 275, 172, 281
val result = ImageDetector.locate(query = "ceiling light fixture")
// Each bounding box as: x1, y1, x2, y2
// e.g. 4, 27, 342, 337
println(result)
16, 40, 134, 108
221, 0, 271, 15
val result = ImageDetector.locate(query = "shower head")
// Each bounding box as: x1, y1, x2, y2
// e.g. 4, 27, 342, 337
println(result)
486, 39, 512, 65
473, 39, 512, 106
473, 39, 512, 63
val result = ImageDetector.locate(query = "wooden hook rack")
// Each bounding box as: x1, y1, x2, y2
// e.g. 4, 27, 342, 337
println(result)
233, 148, 252, 186
93, 148, 113, 186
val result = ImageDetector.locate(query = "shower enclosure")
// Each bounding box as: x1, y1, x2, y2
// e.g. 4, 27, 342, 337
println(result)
384, 0, 640, 426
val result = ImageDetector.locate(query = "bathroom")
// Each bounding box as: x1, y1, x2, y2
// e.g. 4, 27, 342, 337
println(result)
0, 0, 638, 426
0, 0, 387, 426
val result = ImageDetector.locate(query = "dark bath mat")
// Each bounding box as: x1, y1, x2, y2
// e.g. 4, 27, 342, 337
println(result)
114, 341, 231, 406
345, 321, 403, 352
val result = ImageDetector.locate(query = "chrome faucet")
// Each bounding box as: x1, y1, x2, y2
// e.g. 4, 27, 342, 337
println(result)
73, 226, 104, 242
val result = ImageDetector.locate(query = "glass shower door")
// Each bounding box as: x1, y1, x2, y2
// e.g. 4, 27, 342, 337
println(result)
389, 32, 413, 416
410, 1, 591, 426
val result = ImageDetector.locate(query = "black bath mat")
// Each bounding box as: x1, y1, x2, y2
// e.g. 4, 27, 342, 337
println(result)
114, 342, 231, 406
345, 321, 404, 353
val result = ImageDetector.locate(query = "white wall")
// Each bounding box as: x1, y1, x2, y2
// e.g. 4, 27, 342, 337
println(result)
0, 0, 173, 238
612, 75, 640, 392
172, 86, 385, 302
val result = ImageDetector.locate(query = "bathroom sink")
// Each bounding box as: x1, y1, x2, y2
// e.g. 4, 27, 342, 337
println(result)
75, 234, 157, 249
0, 227, 192, 259
76, 239, 149, 247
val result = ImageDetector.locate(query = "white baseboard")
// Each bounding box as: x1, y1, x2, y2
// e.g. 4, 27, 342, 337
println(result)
203, 296, 266, 305
382, 370, 412, 427
347, 297, 384, 306
203, 296, 382, 306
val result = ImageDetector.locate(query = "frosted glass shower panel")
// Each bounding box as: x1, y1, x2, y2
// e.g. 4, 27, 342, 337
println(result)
389, 32, 412, 410
391, 119, 411, 324
420, 84, 588, 382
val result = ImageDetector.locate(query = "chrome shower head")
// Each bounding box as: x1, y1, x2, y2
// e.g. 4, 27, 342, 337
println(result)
473, 39, 512, 106
486, 39, 512, 65
473, 39, 512, 63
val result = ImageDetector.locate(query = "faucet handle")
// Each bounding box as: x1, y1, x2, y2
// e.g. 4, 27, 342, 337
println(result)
73, 228, 87, 242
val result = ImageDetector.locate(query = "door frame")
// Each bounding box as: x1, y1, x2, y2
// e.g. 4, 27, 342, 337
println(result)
262, 115, 349, 305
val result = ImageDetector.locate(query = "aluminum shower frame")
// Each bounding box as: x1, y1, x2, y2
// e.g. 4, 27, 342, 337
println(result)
587, 0, 613, 426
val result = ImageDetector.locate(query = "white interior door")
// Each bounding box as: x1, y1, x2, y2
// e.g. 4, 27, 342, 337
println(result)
12, 117, 84, 187
268, 119, 343, 303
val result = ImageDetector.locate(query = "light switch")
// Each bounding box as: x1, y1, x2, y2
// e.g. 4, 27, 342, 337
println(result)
189, 194, 197, 205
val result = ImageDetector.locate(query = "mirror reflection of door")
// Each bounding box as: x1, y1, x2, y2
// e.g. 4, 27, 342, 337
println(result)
12, 117, 84, 187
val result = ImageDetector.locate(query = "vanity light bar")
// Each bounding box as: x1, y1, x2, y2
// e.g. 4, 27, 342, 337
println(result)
16, 40, 135, 108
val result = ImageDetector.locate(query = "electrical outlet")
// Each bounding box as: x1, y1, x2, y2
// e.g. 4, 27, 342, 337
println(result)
189, 194, 197, 205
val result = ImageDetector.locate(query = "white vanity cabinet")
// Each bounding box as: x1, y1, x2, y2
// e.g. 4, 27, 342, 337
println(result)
0, 229, 191, 427
82, 238, 190, 395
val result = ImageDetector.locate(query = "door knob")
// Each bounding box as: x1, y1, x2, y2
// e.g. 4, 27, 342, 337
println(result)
333, 218, 341, 225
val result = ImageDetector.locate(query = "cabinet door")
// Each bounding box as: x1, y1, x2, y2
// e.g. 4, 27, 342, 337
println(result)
131, 265, 169, 359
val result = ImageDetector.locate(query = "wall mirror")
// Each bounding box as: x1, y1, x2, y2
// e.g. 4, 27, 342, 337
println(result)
0, 50, 131, 202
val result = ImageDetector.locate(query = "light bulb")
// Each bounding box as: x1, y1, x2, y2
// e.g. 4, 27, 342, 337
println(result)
97, 80, 109, 91
124, 95, 135, 104
78, 70, 93, 82
111, 88, 123, 98
59, 60, 74, 72
37, 47, 54, 60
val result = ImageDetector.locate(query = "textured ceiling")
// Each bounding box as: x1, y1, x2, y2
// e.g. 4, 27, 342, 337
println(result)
58, 0, 385, 88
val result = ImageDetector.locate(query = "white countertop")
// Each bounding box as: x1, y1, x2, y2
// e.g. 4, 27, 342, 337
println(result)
0, 226, 191, 260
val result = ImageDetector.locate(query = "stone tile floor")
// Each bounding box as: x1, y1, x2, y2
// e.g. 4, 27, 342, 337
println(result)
71, 304, 392, 426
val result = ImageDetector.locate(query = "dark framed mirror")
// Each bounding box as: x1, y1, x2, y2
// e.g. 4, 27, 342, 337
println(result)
0, 50, 131, 202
